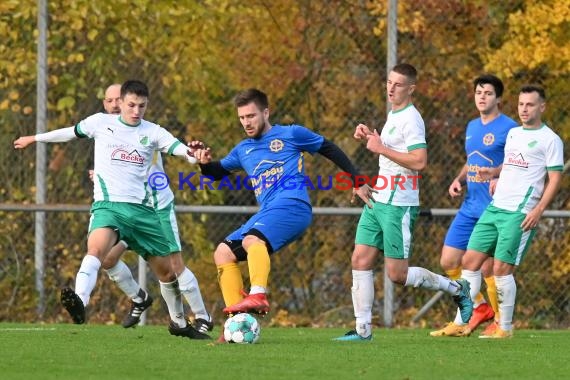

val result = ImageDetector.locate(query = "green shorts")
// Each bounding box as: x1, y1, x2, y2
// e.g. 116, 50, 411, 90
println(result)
355, 202, 419, 259
89, 201, 171, 260
156, 201, 182, 253
467, 205, 536, 265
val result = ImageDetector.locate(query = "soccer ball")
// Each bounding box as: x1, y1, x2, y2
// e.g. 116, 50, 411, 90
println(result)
223, 313, 261, 344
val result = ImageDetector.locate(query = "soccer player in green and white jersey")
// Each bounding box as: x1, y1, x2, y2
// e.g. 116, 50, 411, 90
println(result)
334, 63, 473, 341
101, 151, 213, 333
457, 85, 564, 338
94, 84, 212, 332
14, 80, 209, 339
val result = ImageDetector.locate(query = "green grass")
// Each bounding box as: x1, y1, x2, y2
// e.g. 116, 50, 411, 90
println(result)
0, 323, 568, 380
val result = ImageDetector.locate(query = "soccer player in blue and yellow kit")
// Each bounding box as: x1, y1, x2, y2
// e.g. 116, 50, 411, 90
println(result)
430, 74, 518, 337
190, 88, 373, 323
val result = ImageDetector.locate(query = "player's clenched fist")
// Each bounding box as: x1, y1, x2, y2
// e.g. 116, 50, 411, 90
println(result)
354, 123, 373, 140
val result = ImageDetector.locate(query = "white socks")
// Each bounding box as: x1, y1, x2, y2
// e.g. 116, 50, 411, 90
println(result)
250, 286, 266, 295
495, 274, 516, 331
177, 267, 210, 321
404, 266, 460, 293
453, 269, 481, 325
352, 270, 374, 338
105, 260, 141, 301
160, 280, 186, 328
75, 255, 101, 306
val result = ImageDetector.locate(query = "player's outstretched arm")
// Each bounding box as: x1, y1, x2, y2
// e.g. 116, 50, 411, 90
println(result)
14, 126, 78, 150
317, 138, 376, 207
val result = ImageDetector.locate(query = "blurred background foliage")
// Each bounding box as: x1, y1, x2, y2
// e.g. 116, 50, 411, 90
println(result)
1, 0, 568, 328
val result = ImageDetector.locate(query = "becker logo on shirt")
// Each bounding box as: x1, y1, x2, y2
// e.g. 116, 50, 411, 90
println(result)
504, 152, 529, 168
111, 148, 145, 166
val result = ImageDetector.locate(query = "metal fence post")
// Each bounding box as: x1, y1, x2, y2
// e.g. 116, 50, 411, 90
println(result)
34, 0, 48, 319
384, 0, 398, 329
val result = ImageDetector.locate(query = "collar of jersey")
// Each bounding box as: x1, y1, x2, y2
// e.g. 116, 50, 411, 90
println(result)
391, 103, 413, 114
119, 116, 141, 127
522, 123, 545, 131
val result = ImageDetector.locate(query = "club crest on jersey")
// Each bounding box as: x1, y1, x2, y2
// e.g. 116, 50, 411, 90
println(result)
139, 135, 150, 146
483, 133, 495, 146
269, 139, 284, 152
111, 148, 145, 166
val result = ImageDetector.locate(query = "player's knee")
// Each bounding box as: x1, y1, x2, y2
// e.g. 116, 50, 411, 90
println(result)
386, 269, 407, 285
101, 255, 118, 270
149, 258, 176, 282
440, 249, 463, 270
242, 234, 265, 248
350, 248, 375, 270
214, 242, 236, 265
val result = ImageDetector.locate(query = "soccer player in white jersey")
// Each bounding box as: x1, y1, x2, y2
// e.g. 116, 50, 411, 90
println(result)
88, 83, 157, 328
99, 150, 213, 333
95, 86, 213, 331
430, 75, 518, 338
14, 80, 210, 339
456, 85, 564, 338
334, 63, 473, 341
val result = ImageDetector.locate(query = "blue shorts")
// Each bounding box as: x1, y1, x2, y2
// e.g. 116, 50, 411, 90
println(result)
224, 198, 312, 261
443, 209, 480, 251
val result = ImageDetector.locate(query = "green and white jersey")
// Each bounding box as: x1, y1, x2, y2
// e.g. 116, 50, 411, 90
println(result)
373, 103, 427, 206
149, 152, 175, 210
75, 113, 184, 204
492, 124, 564, 213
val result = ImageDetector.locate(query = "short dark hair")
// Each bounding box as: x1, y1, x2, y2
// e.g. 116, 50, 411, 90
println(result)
473, 74, 504, 98
121, 80, 149, 98
520, 84, 546, 101
391, 63, 417, 84
233, 88, 269, 110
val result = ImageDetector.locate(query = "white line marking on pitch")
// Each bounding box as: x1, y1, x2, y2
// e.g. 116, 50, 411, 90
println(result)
0, 327, 57, 331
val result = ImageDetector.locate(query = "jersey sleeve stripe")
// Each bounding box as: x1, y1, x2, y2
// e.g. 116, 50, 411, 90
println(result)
546, 165, 563, 171
167, 140, 182, 155
407, 143, 427, 151
74, 123, 87, 138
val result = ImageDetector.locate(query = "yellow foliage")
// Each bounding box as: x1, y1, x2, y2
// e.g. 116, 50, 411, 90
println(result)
485, 0, 570, 76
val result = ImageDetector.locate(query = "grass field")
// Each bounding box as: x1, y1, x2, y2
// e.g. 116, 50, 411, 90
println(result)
0, 323, 568, 380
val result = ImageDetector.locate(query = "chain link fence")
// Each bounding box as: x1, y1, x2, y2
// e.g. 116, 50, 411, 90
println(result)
1, 1, 568, 328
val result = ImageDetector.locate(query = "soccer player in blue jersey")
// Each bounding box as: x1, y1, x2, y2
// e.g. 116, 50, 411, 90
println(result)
430, 74, 519, 337
190, 88, 373, 320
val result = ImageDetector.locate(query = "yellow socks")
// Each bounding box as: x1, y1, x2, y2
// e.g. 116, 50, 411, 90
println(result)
246, 243, 270, 289
485, 276, 500, 320
445, 267, 462, 281
217, 262, 243, 307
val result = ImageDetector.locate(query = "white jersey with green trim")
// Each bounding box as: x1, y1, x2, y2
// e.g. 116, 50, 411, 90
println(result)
149, 152, 175, 210
372, 103, 426, 206
76, 113, 183, 204
492, 124, 564, 213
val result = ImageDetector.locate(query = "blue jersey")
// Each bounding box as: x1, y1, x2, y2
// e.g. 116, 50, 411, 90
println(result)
220, 124, 324, 206
461, 113, 518, 218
